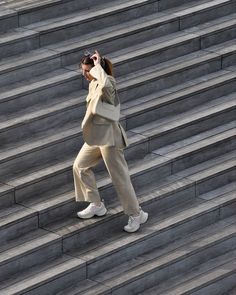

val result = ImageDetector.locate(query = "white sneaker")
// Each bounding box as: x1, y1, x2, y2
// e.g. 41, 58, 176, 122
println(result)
77, 202, 107, 219
124, 209, 148, 233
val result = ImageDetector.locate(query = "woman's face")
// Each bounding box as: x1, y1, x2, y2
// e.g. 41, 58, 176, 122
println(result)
81, 63, 94, 81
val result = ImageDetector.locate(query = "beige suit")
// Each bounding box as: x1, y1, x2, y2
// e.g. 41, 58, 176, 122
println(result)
73, 64, 140, 216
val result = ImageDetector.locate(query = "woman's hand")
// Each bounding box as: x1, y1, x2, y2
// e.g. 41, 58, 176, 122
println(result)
91, 50, 101, 66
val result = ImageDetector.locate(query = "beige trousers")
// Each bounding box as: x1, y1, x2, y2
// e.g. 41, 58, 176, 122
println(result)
73, 143, 140, 216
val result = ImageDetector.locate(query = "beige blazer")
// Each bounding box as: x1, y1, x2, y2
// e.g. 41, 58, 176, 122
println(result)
81, 64, 128, 148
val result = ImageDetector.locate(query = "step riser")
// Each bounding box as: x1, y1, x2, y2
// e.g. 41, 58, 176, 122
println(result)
0, 104, 83, 150
222, 51, 236, 68
111, 235, 236, 295
196, 167, 236, 198
125, 77, 236, 129
20, 264, 86, 295
0, 76, 82, 119
179, 1, 236, 30
115, 37, 201, 77
63, 183, 196, 253
192, 272, 236, 295
39, 173, 194, 228
0, 34, 40, 60
171, 136, 236, 173
0, 55, 62, 88
200, 24, 236, 49
0, 240, 62, 282
0, 11, 18, 33
149, 106, 236, 152
61, 20, 180, 66
14, 169, 74, 205
0, 134, 83, 180
62, 169, 233, 255
116, 24, 236, 78
38, 197, 80, 227
0, 214, 38, 244
39, 2, 158, 47
10, 120, 235, 207
85, 209, 223, 279
119, 57, 222, 103
18, 0, 113, 26
0, 58, 226, 147
0, 189, 15, 208
158, 0, 193, 11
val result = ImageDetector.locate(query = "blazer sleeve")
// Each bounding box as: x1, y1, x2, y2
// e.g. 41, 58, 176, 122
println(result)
89, 64, 116, 105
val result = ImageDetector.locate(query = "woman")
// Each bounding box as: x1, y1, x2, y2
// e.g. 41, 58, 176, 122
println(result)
73, 50, 148, 233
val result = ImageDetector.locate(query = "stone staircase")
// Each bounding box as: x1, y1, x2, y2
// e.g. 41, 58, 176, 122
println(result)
0, 0, 235, 294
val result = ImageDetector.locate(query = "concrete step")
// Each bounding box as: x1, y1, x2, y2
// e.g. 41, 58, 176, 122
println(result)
1, 26, 234, 118
0, 178, 235, 294
141, 251, 236, 295
0, 0, 233, 60
0, 93, 234, 206
58, 186, 236, 295
1, 35, 235, 127
41, 152, 236, 248
116, 45, 235, 103
5, 11, 234, 89
0, 228, 63, 283
2, 93, 234, 209
0, 254, 86, 295
0, 120, 231, 235
0, 4, 18, 33
0, 13, 235, 90
1, 46, 235, 152
87, 213, 236, 295
1, 0, 114, 26
122, 69, 236, 129
0, 203, 38, 243
25, 0, 158, 44
0, 182, 14, 208
0, 0, 159, 59
0, 69, 235, 179
0, 122, 234, 243
49, 2, 236, 66
129, 92, 236, 151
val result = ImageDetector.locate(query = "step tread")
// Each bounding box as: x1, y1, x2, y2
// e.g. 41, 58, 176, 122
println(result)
44, 165, 235, 238
0, 27, 38, 45
0, 67, 77, 102
153, 121, 236, 155
3, 93, 235, 187
60, 214, 236, 295
121, 70, 236, 114
24, 0, 152, 31
205, 38, 236, 55
0, 254, 85, 294
45, 0, 213, 53
92, 214, 236, 288
131, 92, 236, 135
0, 203, 37, 229
2, 0, 61, 11
18, 122, 235, 215
0, 47, 60, 74
2, 184, 235, 293
117, 50, 221, 88
170, 0, 232, 16
153, 126, 236, 160
0, 91, 83, 131
184, 12, 236, 34
159, 253, 236, 295
143, 250, 236, 294
0, 228, 61, 263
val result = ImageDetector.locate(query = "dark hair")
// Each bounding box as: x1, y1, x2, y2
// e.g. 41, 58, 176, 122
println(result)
80, 52, 114, 77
